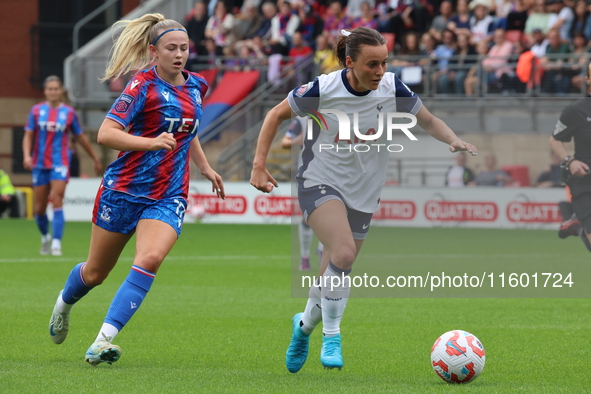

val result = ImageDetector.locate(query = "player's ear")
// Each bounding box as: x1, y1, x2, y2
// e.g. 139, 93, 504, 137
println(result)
345, 55, 353, 68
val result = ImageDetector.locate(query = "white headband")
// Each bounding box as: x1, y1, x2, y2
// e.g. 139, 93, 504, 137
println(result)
341, 29, 351, 37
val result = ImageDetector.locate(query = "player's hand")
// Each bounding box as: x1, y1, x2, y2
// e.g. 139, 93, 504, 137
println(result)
23, 156, 33, 171
250, 167, 278, 193
93, 159, 103, 176
570, 160, 590, 177
449, 140, 478, 156
151, 132, 177, 152
201, 167, 225, 200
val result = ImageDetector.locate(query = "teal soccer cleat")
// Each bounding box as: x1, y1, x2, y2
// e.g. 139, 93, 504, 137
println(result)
321, 334, 343, 370
285, 313, 310, 373
85, 335, 122, 366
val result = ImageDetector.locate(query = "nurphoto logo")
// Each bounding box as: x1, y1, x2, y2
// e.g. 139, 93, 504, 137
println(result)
302, 107, 418, 153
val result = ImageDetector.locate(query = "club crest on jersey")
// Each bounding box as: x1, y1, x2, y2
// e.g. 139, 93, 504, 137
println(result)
194, 89, 202, 105
130, 80, 140, 90
114, 94, 135, 113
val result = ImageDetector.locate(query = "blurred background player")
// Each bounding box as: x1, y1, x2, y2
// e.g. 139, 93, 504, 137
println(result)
47, 13, 225, 367
281, 116, 324, 270
550, 61, 591, 249
22, 75, 102, 256
251, 27, 477, 373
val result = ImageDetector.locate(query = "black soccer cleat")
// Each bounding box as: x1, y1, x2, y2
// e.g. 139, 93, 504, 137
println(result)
558, 218, 581, 239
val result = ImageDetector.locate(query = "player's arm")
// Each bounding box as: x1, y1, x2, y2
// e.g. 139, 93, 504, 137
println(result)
190, 137, 225, 199
550, 135, 589, 176
97, 118, 176, 152
75, 133, 102, 175
22, 130, 34, 171
250, 98, 294, 192
416, 105, 478, 156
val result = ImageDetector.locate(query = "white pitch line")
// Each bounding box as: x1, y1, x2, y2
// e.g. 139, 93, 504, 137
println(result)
0, 255, 291, 264
0, 253, 574, 264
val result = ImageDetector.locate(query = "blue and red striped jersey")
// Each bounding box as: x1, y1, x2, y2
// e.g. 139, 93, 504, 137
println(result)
103, 66, 208, 200
25, 103, 83, 169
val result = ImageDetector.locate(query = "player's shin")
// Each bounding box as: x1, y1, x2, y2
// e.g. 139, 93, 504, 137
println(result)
320, 262, 351, 336
34, 213, 49, 236
301, 278, 322, 334
299, 221, 313, 259
52, 208, 65, 240
102, 265, 155, 340
60, 262, 94, 313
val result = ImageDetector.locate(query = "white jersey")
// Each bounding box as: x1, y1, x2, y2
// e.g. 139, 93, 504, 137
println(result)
287, 68, 422, 213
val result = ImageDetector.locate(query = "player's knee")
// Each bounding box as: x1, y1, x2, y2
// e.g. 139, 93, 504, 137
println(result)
133, 251, 164, 273
331, 244, 356, 269
51, 194, 65, 207
82, 267, 108, 287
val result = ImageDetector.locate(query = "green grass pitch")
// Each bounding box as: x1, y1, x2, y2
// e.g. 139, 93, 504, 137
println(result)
0, 220, 589, 393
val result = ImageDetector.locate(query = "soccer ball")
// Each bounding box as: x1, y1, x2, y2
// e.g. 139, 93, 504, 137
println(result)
430, 330, 486, 384
186, 203, 206, 221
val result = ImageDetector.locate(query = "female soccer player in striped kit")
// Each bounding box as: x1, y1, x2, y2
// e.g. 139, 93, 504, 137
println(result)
48, 13, 225, 366
23, 76, 102, 256
251, 27, 478, 372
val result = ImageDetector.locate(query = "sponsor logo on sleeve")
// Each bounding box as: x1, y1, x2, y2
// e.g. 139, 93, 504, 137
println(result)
114, 94, 135, 113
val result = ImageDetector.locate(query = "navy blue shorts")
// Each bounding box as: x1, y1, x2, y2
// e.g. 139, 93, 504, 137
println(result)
298, 183, 373, 240
92, 186, 187, 237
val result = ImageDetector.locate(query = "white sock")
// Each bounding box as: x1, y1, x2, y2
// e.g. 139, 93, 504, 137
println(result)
51, 238, 61, 249
321, 262, 351, 337
301, 279, 322, 335
95, 323, 119, 342
299, 221, 313, 259
42, 233, 51, 243
57, 291, 73, 314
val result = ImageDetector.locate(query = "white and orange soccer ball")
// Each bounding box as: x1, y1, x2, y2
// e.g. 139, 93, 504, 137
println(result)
430, 330, 486, 384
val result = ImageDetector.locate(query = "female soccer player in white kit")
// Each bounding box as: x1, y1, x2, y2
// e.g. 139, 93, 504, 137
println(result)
250, 27, 478, 373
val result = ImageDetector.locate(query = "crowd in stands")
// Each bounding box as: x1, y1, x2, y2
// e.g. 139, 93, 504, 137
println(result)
182, 0, 591, 95
445, 152, 563, 187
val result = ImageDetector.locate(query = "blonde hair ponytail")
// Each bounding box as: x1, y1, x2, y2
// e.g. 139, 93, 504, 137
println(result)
102, 13, 186, 81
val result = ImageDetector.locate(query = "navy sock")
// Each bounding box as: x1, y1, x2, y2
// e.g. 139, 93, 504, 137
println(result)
35, 213, 49, 236
104, 265, 155, 331
62, 262, 93, 304
52, 208, 65, 240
